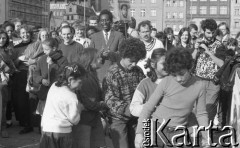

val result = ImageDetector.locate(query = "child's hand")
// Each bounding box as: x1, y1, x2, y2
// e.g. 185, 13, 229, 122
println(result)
46, 57, 53, 65
42, 79, 50, 86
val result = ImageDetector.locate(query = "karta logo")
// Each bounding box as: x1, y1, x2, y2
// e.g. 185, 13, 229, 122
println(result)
142, 119, 239, 147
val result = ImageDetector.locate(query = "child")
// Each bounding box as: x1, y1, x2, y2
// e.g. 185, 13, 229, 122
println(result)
33, 38, 68, 115
73, 47, 108, 148
39, 63, 86, 148
130, 48, 167, 117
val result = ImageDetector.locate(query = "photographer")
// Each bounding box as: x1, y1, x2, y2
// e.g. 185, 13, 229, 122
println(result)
193, 19, 227, 126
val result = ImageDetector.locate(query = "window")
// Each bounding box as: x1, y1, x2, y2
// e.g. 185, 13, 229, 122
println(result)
69, 7, 72, 12
210, 6, 217, 14
130, 9, 135, 17
141, 0, 145, 3
200, 0, 207, 1
190, 0, 197, 1
220, 0, 227, 1
130, 0, 135, 3
179, 12, 183, 18
166, 0, 171, 6
173, 25, 177, 32
167, 12, 171, 18
151, 9, 156, 16
210, 0, 217, 1
235, 9, 239, 15
200, 6, 207, 14
151, 0, 156, 3
141, 9, 145, 17
179, 0, 184, 7
172, 0, 177, 7
166, 24, 171, 27
235, 21, 240, 28
220, 6, 227, 14
172, 12, 177, 18
190, 6, 197, 14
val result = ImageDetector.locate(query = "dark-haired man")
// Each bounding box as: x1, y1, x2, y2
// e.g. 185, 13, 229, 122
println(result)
90, 9, 124, 82
193, 19, 226, 125
105, 38, 146, 148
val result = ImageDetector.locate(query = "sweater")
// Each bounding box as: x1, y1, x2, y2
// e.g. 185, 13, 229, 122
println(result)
137, 38, 164, 75
130, 78, 162, 117
136, 76, 208, 134
33, 51, 68, 100
58, 41, 84, 63
104, 62, 145, 121
41, 83, 81, 133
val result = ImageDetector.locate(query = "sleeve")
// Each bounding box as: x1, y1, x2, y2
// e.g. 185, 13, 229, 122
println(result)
89, 37, 95, 48
135, 78, 167, 134
60, 95, 80, 125
104, 70, 129, 117
33, 60, 43, 84
130, 89, 145, 117
215, 45, 227, 61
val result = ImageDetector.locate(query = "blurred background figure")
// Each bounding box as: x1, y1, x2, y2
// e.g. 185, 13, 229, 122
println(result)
88, 15, 98, 27
151, 28, 157, 38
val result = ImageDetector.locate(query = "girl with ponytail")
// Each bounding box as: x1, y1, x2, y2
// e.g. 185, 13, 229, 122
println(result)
40, 63, 86, 148
130, 48, 168, 117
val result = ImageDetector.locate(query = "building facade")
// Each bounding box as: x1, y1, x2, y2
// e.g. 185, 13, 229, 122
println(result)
163, 0, 186, 35
231, 0, 240, 37
186, 0, 230, 31
0, 0, 50, 28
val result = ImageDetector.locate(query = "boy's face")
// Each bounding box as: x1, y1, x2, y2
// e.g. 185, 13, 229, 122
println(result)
42, 44, 53, 56
75, 29, 85, 38
121, 58, 138, 70
172, 69, 191, 85
89, 20, 98, 27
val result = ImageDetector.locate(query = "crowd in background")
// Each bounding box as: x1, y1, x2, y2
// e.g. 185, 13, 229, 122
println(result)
0, 8, 239, 148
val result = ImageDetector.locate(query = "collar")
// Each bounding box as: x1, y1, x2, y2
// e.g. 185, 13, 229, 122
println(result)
155, 78, 162, 84
117, 61, 126, 72
103, 30, 111, 35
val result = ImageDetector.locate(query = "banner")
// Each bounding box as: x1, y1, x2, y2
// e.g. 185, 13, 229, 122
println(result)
230, 70, 240, 148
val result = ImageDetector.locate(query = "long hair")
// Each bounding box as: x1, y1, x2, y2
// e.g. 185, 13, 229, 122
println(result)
0, 31, 10, 48
145, 48, 166, 82
37, 28, 49, 42
178, 27, 191, 45
77, 47, 98, 71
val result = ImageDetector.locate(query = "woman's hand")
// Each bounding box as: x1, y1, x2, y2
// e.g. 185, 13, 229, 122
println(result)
135, 133, 144, 148
42, 79, 50, 86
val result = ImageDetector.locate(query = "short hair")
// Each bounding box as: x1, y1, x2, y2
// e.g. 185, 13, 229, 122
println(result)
12, 18, 23, 24
3, 22, 15, 31
98, 9, 113, 23
86, 26, 98, 33
0, 30, 10, 48
37, 28, 49, 41
218, 22, 230, 34
19, 24, 33, 37
137, 20, 152, 32
119, 38, 146, 61
60, 21, 70, 27
121, 4, 128, 10
188, 24, 198, 31
235, 32, 240, 39
201, 19, 217, 32
227, 38, 238, 47
164, 27, 174, 34
73, 24, 85, 31
89, 15, 98, 21
60, 25, 75, 34
152, 28, 157, 32
42, 38, 59, 49
55, 63, 86, 87
165, 48, 193, 74
77, 47, 98, 70
178, 27, 191, 44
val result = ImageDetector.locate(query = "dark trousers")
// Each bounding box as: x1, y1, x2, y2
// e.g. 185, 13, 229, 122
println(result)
11, 70, 30, 126
218, 89, 232, 126
110, 117, 137, 148
40, 132, 73, 148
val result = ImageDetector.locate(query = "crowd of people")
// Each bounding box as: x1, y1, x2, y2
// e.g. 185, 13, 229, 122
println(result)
0, 8, 239, 148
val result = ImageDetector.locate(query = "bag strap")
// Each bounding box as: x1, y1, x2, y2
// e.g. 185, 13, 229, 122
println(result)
47, 64, 50, 82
